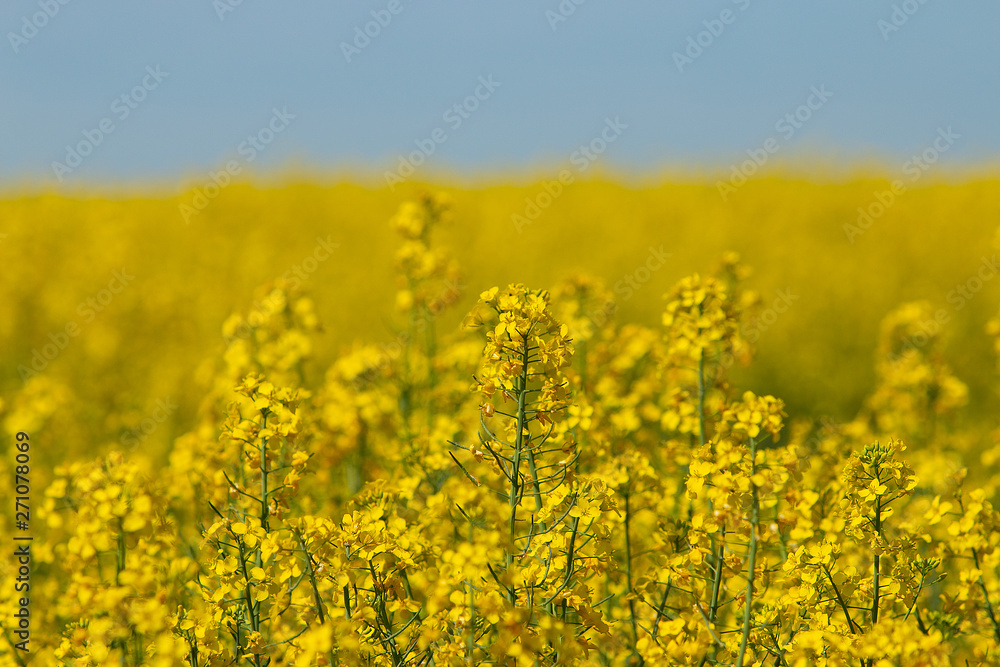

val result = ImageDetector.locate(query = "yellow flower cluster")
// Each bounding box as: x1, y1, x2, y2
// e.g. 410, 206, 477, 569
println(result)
465, 284, 572, 425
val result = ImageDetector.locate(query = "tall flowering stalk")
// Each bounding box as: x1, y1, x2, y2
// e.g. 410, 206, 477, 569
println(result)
865, 301, 968, 444
390, 193, 460, 432
462, 285, 574, 578
452, 284, 615, 663
198, 374, 312, 666
390, 194, 468, 493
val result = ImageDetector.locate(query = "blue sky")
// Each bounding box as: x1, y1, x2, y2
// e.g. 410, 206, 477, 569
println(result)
2, 1, 998, 186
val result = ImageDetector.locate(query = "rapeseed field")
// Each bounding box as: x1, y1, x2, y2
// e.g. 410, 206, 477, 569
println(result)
1, 176, 999, 665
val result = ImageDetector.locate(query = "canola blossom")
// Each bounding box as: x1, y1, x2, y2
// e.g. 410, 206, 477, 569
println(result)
0, 184, 999, 666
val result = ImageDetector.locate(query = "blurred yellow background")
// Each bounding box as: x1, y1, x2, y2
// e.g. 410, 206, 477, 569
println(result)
3, 174, 999, 461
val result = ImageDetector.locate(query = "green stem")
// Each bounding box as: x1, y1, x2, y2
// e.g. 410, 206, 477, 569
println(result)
237, 537, 260, 634
467, 520, 476, 660
506, 331, 531, 601
697, 350, 707, 450
822, 563, 859, 635
259, 413, 269, 532
872, 493, 881, 626
736, 437, 760, 667
652, 580, 672, 638
116, 520, 125, 587
709, 526, 726, 623
526, 447, 544, 515
425, 304, 437, 429
298, 532, 326, 624
563, 517, 580, 592
972, 548, 1000, 643
903, 572, 927, 623
624, 490, 640, 652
